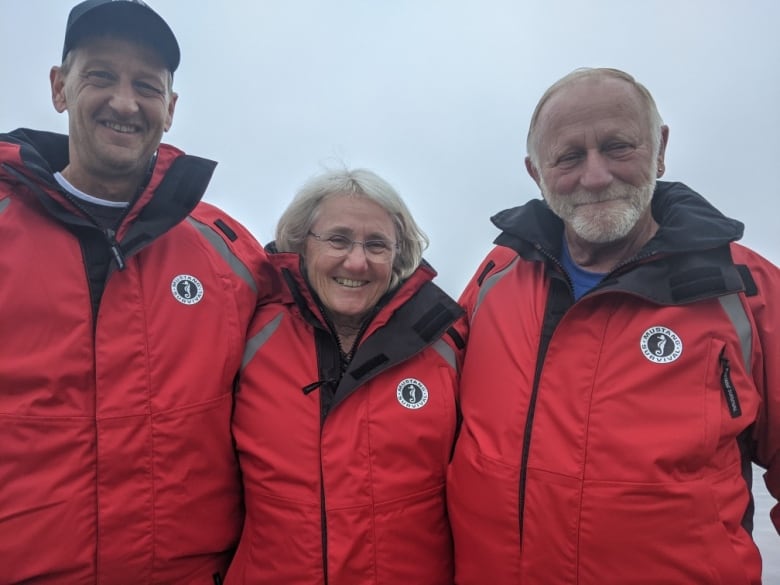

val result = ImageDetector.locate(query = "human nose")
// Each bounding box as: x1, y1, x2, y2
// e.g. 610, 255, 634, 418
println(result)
108, 80, 140, 116
579, 152, 612, 192
341, 241, 370, 269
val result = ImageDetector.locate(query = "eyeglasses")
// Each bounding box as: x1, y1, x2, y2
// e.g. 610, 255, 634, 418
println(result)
308, 231, 398, 264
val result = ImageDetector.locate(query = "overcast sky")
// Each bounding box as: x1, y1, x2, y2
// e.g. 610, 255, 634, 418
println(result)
2, 0, 778, 297
1, 0, 778, 570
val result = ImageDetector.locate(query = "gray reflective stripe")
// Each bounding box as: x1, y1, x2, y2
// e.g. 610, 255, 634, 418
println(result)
432, 338, 458, 373
186, 217, 257, 293
473, 257, 519, 320
0, 198, 9, 213
242, 312, 284, 370
718, 293, 752, 376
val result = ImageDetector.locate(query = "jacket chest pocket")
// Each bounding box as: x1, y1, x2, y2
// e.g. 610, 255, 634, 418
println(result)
579, 335, 748, 480
702, 337, 758, 460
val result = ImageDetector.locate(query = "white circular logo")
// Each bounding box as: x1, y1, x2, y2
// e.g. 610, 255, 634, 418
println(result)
396, 378, 429, 410
171, 274, 204, 305
640, 326, 683, 364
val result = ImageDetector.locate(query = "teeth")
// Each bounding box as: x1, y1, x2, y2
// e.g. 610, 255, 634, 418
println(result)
103, 121, 136, 133
335, 278, 366, 288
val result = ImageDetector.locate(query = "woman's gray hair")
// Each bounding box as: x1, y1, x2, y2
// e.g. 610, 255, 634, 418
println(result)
276, 167, 429, 288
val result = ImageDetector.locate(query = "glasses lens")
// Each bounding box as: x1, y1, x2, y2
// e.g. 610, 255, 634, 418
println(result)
313, 232, 396, 263
363, 241, 393, 263
324, 234, 351, 251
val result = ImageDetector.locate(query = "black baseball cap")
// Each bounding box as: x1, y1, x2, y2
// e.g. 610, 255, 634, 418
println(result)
62, 0, 180, 73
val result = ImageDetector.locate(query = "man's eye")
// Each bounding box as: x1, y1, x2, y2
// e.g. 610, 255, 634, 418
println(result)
556, 152, 582, 167
86, 71, 113, 82
606, 143, 633, 155
326, 235, 351, 249
136, 82, 164, 96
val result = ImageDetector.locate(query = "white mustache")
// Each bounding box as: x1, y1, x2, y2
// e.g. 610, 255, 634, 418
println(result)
567, 188, 629, 207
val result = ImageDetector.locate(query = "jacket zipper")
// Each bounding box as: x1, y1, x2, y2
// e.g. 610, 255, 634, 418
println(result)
519, 245, 556, 535
296, 271, 392, 583
515, 244, 657, 541
318, 343, 341, 585
719, 348, 742, 418
319, 446, 329, 585
516, 245, 573, 542
103, 227, 126, 271
57, 180, 138, 274
313, 307, 377, 584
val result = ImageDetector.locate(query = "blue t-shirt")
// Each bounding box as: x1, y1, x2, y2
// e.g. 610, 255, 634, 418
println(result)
560, 236, 606, 300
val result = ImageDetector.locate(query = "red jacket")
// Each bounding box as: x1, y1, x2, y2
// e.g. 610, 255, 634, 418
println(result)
0, 129, 274, 584
448, 182, 780, 585
226, 251, 465, 585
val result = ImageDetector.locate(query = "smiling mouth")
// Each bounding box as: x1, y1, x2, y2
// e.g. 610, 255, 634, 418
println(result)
102, 121, 139, 134
334, 277, 367, 288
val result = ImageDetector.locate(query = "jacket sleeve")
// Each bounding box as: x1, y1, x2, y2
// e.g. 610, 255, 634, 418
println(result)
190, 202, 282, 308
458, 245, 519, 322
743, 250, 780, 535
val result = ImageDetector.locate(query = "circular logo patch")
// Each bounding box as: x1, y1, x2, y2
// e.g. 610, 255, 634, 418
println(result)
396, 378, 429, 410
640, 326, 683, 364
171, 274, 204, 305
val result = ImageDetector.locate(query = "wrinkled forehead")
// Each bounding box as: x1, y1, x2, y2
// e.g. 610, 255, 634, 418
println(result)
312, 194, 396, 235
546, 76, 646, 118
536, 77, 651, 144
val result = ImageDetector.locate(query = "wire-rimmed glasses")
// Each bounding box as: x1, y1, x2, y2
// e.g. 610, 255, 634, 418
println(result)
308, 231, 398, 264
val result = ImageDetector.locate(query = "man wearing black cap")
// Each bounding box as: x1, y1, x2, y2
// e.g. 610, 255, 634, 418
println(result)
0, 1, 274, 583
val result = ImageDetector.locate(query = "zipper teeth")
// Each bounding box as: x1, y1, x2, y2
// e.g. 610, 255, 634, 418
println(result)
535, 241, 659, 293
53, 151, 156, 258
608, 249, 658, 276
316, 372, 330, 580
314, 295, 381, 368
57, 188, 134, 272
311, 288, 384, 585
344, 305, 379, 361
535, 243, 574, 290
59, 188, 107, 230
307, 278, 395, 583
320, 442, 329, 584
521, 241, 661, 545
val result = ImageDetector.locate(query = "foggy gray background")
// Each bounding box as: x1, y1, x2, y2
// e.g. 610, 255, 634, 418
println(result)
2, 0, 777, 577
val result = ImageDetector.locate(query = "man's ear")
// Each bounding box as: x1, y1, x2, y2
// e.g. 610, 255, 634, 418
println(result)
50, 66, 68, 113
656, 125, 670, 177
525, 155, 542, 188
164, 92, 178, 132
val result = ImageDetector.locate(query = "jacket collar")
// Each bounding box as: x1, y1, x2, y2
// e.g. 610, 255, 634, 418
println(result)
264, 242, 439, 337
491, 181, 744, 259
264, 245, 462, 413
0, 127, 217, 246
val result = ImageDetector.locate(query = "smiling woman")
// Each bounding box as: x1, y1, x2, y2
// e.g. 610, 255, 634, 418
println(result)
274, 167, 432, 352
302, 195, 398, 348
227, 167, 467, 585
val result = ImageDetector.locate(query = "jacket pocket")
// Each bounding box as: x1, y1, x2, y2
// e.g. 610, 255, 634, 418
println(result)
577, 467, 751, 585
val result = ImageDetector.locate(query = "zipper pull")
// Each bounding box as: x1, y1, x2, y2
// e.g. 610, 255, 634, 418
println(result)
104, 227, 126, 271
302, 378, 337, 395
302, 380, 324, 395
719, 349, 741, 418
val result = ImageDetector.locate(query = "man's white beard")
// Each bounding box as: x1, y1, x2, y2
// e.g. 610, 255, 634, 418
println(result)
542, 178, 656, 244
